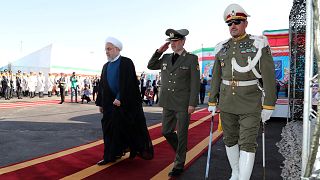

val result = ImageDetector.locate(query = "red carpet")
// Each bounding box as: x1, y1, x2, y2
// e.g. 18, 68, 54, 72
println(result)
0, 100, 63, 109
0, 108, 222, 180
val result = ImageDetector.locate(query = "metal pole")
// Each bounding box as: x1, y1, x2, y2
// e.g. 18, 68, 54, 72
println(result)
262, 122, 266, 180
205, 116, 214, 179
302, 0, 314, 177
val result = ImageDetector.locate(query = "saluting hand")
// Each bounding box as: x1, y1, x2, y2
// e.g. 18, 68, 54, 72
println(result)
157, 42, 170, 53
113, 99, 121, 106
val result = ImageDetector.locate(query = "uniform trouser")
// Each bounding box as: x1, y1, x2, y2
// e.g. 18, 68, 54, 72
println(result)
220, 111, 261, 153
162, 108, 190, 169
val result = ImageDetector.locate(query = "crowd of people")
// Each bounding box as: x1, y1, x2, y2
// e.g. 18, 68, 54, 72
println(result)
0, 69, 101, 104
139, 73, 161, 106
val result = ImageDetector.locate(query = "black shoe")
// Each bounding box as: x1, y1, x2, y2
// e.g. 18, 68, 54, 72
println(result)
168, 168, 183, 177
58, 101, 63, 104
129, 151, 137, 159
97, 159, 115, 166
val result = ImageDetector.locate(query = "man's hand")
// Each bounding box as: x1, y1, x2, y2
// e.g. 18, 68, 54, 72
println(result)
157, 42, 170, 53
99, 107, 103, 113
188, 106, 195, 114
113, 99, 121, 106
261, 109, 273, 123
207, 106, 216, 116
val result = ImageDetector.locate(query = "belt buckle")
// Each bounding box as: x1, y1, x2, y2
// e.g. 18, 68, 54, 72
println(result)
231, 80, 238, 86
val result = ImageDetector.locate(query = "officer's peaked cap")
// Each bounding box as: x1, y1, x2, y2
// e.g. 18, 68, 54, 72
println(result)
165, 29, 189, 41
224, 3, 250, 22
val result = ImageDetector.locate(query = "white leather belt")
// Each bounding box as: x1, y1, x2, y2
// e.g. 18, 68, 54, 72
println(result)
222, 79, 258, 86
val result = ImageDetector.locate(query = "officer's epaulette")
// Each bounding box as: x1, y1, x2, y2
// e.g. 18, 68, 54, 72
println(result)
249, 34, 269, 47
187, 52, 198, 57
213, 39, 229, 56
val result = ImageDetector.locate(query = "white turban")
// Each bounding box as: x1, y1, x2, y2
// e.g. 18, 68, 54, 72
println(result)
105, 36, 123, 51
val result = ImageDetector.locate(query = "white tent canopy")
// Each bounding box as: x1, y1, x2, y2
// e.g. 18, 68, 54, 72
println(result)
1, 44, 106, 76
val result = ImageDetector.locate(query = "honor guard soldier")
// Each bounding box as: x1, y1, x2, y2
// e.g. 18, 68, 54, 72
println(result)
148, 28, 200, 177
207, 4, 277, 180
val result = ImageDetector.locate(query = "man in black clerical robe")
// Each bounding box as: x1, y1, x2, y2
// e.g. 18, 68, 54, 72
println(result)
95, 36, 153, 165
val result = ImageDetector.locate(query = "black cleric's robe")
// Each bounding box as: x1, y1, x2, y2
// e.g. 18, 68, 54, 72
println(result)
96, 56, 153, 161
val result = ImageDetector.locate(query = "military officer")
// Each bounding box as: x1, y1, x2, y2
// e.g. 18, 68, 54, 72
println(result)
148, 28, 200, 177
207, 4, 277, 180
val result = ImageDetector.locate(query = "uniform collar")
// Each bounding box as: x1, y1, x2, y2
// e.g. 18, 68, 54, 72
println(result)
174, 48, 185, 56
232, 33, 247, 41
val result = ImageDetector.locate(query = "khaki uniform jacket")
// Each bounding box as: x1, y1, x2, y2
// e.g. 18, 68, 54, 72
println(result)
148, 50, 200, 111
208, 34, 277, 114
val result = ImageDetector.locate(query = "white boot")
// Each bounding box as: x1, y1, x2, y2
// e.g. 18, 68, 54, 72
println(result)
225, 144, 239, 180
239, 151, 255, 180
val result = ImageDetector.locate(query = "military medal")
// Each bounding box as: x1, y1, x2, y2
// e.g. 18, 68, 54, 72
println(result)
220, 59, 225, 67
162, 63, 167, 70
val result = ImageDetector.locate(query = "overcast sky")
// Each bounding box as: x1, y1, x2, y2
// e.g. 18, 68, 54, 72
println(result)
0, 0, 293, 73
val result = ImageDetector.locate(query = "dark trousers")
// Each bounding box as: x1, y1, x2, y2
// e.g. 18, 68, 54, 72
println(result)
39, 91, 44, 98
141, 87, 146, 100
162, 108, 190, 169
92, 88, 98, 101
71, 87, 78, 102
60, 87, 65, 102
199, 89, 205, 104
153, 88, 159, 104
3, 87, 9, 99
16, 86, 22, 98
29, 91, 35, 98
101, 112, 119, 161
81, 95, 91, 103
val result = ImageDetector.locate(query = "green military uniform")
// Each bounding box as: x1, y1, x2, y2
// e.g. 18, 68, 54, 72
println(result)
208, 34, 277, 152
148, 49, 200, 169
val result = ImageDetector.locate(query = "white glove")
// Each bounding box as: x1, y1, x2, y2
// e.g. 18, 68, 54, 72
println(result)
207, 106, 216, 116
261, 109, 273, 123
